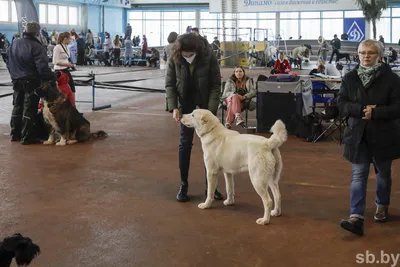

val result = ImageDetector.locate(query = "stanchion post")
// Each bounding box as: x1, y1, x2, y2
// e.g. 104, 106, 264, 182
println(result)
91, 71, 112, 111
91, 71, 95, 110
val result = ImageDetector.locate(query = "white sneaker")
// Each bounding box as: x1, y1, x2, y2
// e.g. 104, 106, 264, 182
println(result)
235, 115, 245, 126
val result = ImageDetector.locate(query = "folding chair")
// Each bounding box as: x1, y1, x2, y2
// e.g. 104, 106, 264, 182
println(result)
312, 103, 347, 144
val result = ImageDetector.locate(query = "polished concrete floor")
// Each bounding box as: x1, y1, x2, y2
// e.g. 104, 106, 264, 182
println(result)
0, 62, 399, 267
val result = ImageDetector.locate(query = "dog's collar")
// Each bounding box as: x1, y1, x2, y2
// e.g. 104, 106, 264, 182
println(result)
197, 123, 218, 139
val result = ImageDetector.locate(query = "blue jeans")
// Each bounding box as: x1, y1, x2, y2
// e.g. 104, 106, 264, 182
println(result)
350, 159, 392, 219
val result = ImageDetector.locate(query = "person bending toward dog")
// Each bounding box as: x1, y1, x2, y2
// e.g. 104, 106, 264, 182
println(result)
221, 66, 256, 129
165, 32, 224, 202
338, 39, 400, 236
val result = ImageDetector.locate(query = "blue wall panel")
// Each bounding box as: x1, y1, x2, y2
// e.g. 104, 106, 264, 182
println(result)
87, 4, 102, 35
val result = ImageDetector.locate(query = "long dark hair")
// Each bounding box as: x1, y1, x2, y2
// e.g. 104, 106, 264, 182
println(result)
172, 33, 204, 63
229, 66, 249, 91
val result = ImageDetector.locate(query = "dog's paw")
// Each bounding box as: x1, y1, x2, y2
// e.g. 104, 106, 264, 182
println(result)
43, 140, 55, 145
198, 202, 212, 209
256, 218, 270, 225
271, 209, 281, 217
67, 140, 78, 145
56, 140, 67, 146
223, 199, 234, 206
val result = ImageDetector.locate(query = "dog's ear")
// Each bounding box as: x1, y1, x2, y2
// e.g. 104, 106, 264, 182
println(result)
200, 114, 208, 124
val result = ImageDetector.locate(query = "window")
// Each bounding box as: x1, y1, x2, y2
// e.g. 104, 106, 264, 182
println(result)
58, 6, 68, 25
144, 11, 160, 20
372, 18, 390, 42
164, 12, 179, 20
0, 0, 9, 22
69, 7, 78, 26
163, 20, 180, 45
300, 19, 321, 39
238, 13, 257, 19
181, 11, 195, 20
129, 11, 142, 20
39, 3, 78, 26
145, 20, 161, 46
11, 1, 17, 22
39, 4, 46, 24
300, 12, 320, 19
392, 8, 400, 17
258, 13, 275, 19
344, 11, 363, 18
48, 5, 57, 24
392, 18, 400, 44
280, 20, 298, 40
322, 19, 343, 40
280, 12, 299, 19
322, 11, 343, 18
200, 11, 217, 20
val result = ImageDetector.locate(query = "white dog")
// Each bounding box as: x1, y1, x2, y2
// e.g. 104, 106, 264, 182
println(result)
180, 109, 287, 225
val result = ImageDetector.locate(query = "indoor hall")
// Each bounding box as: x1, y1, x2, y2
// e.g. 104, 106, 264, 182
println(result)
0, 0, 400, 266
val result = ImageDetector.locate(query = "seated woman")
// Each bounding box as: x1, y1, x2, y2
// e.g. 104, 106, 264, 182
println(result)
317, 59, 341, 89
147, 48, 160, 67
272, 52, 291, 74
221, 66, 257, 129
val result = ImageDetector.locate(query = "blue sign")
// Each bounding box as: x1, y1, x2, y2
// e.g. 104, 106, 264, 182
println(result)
344, 18, 366, 42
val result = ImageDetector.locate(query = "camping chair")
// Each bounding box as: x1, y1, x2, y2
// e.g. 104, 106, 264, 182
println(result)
219, 80, 256, 129
312, 98, 346, 144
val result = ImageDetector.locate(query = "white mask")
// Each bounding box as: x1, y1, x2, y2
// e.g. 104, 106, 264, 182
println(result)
183, 53, 196, 64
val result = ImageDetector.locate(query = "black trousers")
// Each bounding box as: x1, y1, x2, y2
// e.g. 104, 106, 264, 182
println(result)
10, 81, 40, 142
329, 49, 340, 63
60, 69, 76, 93
178, 105, 213, 189
77, 50, 85, 65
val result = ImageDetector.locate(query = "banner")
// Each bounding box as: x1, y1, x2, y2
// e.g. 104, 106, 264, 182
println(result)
14, 0, 39, 37
344, 18, 366, 42
209, 0, 358, 12
83, 0, 131, 7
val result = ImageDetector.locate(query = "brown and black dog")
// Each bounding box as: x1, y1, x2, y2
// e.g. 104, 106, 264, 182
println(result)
35, 81, 107, 146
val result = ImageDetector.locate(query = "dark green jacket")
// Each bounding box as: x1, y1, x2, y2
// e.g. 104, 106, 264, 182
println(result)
165, 38, 221, 115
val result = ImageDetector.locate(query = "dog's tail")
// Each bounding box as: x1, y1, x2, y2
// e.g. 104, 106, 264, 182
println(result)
90, 130, 108, 139
266, 120, 287, 149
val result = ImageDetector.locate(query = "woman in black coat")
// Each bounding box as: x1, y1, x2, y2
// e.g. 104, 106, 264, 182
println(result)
338, 39, 400, 236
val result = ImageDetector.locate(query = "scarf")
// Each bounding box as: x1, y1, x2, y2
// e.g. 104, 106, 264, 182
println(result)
356, 62, 382, 87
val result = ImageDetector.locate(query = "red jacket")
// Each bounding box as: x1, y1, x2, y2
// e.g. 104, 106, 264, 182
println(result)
274, 59, 292, 74
56, 71, 75, 107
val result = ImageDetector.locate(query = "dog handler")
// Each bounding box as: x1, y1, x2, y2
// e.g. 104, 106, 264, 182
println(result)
7, 21, 55, 144
165, 32, 223, 202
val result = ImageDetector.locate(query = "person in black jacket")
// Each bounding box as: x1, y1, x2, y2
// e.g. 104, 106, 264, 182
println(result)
329, 34, 341, 64
7, 21, 55, 145
165, 33, 223, 202
338, 39, 400, 236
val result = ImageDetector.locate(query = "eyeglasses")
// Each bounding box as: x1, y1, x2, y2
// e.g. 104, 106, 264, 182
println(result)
358, 51, 378, 56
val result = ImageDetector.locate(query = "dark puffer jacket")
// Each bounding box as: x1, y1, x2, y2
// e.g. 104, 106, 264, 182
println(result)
338, 63, 400, 163
165, 37, 221, 115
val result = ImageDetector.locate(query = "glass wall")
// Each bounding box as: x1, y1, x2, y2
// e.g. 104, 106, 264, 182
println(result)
128, 6, 400, 47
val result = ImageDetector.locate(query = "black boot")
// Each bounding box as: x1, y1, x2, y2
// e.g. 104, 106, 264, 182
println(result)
204, 187, 224, 200
176, 182, 189, 202
340, 217, 364, 236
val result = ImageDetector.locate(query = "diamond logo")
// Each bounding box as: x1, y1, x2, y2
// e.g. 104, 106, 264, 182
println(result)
347, 21, 365, 42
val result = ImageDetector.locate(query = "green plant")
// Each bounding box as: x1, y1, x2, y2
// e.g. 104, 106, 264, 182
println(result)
354, 0, 388, 40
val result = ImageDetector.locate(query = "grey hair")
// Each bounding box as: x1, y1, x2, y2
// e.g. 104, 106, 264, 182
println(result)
358, 39, 384, 57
